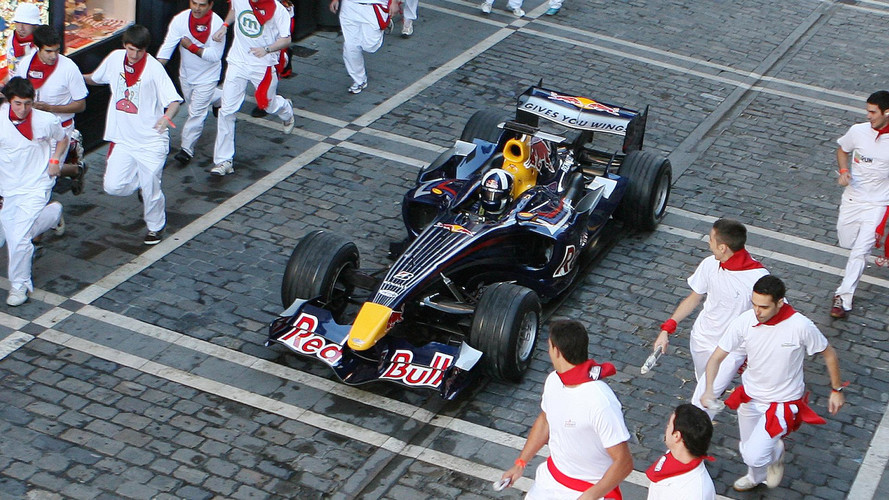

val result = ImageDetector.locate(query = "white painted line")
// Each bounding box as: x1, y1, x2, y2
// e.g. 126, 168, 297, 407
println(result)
358, 127, 448, 153
848, 403, 889, 499
339, 142, 429, 168
0, 311, 31, 331
0, 331, 34, 361
236, 112, 328, 142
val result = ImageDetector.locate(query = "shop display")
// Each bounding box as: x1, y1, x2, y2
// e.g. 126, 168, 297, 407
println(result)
63, 0, 134, 54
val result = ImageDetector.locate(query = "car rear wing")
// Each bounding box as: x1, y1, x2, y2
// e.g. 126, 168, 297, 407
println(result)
516, 86, 648, 152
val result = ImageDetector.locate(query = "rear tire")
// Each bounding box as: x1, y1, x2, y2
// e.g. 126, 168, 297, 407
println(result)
615, 150, 671, 231
461, 109, 506, 144
281, 231, 359, 321
470, 283, 541, 381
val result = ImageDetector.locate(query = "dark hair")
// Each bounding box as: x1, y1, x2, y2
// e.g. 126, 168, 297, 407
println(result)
2, 77, 35, 101
122, 25, 151, 49
867, 91, 889, 113
712, 218, 747, 252
753, 275, 785, 302
548, 319, 588, 365
33, 25, 61, 49
673, 404, 712, 457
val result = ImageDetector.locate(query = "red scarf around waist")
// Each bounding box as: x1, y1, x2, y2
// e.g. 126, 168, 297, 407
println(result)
547, 457, 622, 498
557, 359, 617, 386
724, 385, 825, 437
9, 108, 33, 140
250, 0, 277, 25
27, 55, 56, 90
646, 451, 714, 483
12, 32, 34, 58
188, 11, 213, 44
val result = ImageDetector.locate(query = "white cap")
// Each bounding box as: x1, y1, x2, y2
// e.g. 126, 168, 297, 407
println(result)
13, 3, 42, 25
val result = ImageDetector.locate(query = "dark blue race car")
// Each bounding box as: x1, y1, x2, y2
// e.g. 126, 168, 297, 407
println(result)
267, 85, 672, 399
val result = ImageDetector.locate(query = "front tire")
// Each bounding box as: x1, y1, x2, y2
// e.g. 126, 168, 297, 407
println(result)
470, 283, 541, 381
615, 150, 671, 231
461, 109, 506, 144
281, 231, 359, 321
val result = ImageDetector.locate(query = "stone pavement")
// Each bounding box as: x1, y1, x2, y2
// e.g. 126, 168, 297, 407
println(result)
2, 0, 889, 498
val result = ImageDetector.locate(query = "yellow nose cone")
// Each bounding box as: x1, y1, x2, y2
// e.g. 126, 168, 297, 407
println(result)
347, 302, 394, 351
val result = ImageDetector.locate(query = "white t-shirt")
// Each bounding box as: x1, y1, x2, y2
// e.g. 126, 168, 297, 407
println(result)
540, 371, 631, 483
646, 460, 715, 500
156, 9, 224, 86
0, 104, 65, 196
718, 308, 828, 403
837, 122, 889, 205
227, 0, 292, 69
687, 256, 769, 349
90, 50, 182, 148
14, 52, 89, 126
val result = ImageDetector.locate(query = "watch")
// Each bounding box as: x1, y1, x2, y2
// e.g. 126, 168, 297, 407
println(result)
264, 46, 270, 54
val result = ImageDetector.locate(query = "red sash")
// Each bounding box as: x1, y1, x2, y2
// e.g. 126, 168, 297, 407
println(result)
11, 32, 33, 58
188, 11, 212, 44
372, 4, 390, 30
9, 108, 33, 140
250, 0, 277, 25
27, 55, 57, 90
874, 207, 889, 266
546, 457, 622, 499
123, 54, 147, 87
724, 385, 825, 438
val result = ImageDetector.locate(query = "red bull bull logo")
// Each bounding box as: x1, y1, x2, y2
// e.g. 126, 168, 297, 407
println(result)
548, 93, 621, 116
434, 222, 475, 236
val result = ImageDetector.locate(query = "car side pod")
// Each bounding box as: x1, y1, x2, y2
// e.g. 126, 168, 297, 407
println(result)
347, 302, 397, 351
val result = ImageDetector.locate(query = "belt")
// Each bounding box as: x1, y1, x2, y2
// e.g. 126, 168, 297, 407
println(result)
61, 118, 74, 128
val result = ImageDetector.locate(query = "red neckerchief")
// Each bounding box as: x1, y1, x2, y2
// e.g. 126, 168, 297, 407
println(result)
725, 386, 825, 437
27, 55, 57, 90
123, 54, 147, 87
11, 31, 33, 58
249, 0, 277, 26
9, 108, 33, 140
646, 451, 714, 483
754, 303, 795, 327
188, 11, 213, 44
875, 123, 889, 140
557, 359, 616, 386
719, 248, 765, 271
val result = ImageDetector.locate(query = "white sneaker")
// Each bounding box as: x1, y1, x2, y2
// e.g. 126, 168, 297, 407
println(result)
765, 441, 785, 488
512, 7, 525, 17
401, 19, 413, 37
348, 81, 368, 94
732, 475, 758, 492
53, 213, 65, 237
480, 1, 493, 13
211, 160, 234, 176
282, 98, 295, 134
7, 287, 27, 307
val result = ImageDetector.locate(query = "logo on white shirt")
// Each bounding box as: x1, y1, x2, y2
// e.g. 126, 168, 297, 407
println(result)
237, 11, 263, 38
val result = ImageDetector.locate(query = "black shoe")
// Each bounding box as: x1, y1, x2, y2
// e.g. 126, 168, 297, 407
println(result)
137, 189, 143, 203
144, 229, 163, 245
251, 106, 268, 118
212, 105, 220, 118
71, 162, 88, 195
174, 149, 193, 165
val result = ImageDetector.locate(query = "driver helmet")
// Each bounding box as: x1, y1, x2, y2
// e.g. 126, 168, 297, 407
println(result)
480, 169, 514, 215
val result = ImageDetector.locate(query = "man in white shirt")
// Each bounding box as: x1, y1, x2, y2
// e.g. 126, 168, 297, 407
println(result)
3, 3, 41, 83
0, 77, 68, 306
702, 275, 846, 491
500, 319, 633, 499
654, 219, 769, 418
83, 25, 182, 246
330, 0, 398, 94
14, 25, 89, 195
830, 90, 889, 319
646, 404, 716, 500
210, 0, 295, 176
157, 0, 224, 166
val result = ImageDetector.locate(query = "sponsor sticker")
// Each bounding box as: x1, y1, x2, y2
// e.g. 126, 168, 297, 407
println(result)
434, 222, 475, 236
380, 350, 453, 388
277, 312, 343, 366
553, 245, 577, 278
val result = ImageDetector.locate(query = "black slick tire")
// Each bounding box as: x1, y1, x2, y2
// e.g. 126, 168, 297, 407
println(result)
281, 230, 359, 320
470, 283, 541, 382
615, 150, 671, 231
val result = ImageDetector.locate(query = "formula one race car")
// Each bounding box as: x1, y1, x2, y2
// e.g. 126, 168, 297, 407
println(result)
267, 85, 671, 399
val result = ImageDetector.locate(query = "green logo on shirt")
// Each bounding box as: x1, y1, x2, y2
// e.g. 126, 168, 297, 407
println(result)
237, 11, 263, 38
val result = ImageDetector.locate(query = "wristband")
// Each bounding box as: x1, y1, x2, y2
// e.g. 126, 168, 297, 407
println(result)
222, 22, 229, 28
186, 43, 200, 55
514, 459, 526, 469
660, 319, 677, 334
49, 158, 59, 165
163, 115, 177, 129
832, 381, 850, 393
839, 168, 849, 174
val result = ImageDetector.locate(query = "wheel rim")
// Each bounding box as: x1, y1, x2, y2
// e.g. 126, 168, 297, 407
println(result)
516, 311, 538, 362
651, 169, 670, 221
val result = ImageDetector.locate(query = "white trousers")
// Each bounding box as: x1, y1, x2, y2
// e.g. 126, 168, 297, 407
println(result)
180, 80, 222, 155
835, 197, 887, 309
487, 0, 525, 9
690, 336, 747, 419
214, 63, 293, 165
340, 0, 385, 86
402, 0, 418, 21
104, 143, 167, 232
1, 190, 61, 292
737, 401, 788, 484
